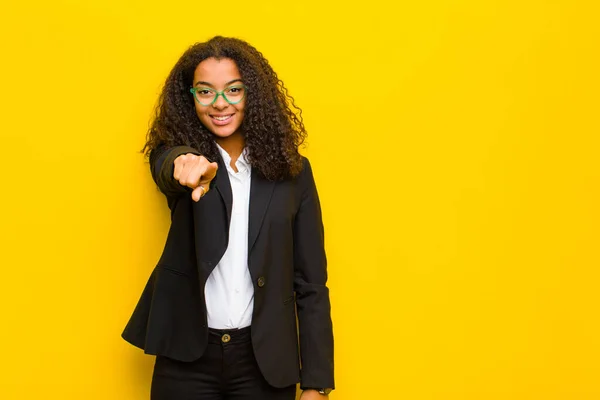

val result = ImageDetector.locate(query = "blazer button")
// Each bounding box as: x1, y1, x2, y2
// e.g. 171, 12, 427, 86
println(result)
257, 277, 266, 288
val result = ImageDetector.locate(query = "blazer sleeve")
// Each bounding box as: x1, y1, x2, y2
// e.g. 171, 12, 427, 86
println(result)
293, 158, 335, 390
149, 144, 202, 198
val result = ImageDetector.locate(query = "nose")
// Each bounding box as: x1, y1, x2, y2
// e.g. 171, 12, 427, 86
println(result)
212, 93, 228, 110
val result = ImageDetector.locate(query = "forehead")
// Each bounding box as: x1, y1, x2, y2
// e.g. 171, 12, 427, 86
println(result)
193, 57, 241, 84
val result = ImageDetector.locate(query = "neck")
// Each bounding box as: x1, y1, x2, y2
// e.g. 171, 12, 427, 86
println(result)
215, 132, 245, 169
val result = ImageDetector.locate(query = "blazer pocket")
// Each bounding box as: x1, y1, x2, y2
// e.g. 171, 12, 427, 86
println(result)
283, 294, 295, 306
159, 264, 192, 278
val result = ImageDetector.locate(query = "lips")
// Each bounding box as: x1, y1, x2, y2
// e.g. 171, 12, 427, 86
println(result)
210, 114, 234, 126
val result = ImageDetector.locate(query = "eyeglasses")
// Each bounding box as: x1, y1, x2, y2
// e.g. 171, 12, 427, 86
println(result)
189, 84, 247, 106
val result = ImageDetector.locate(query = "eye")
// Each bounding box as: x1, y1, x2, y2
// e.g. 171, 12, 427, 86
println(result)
197, 89, 213, 96
226, 86, 245, 96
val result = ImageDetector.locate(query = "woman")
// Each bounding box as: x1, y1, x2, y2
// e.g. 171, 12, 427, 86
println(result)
122, 36, 334, 400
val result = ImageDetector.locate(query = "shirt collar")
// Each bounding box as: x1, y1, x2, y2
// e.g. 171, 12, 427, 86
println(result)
215, 142, 250, 172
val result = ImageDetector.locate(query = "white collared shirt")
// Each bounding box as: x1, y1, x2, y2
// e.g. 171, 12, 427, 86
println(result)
204, 143, 254, 329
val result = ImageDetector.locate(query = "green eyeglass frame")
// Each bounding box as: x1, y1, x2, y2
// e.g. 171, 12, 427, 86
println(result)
189, 84, 247, 106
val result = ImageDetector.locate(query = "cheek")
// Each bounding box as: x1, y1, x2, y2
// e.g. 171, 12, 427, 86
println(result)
195, 105, 209, 121
236, 101, 246, 117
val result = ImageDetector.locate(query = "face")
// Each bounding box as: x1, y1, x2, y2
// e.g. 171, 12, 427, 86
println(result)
192, 57, 246, 139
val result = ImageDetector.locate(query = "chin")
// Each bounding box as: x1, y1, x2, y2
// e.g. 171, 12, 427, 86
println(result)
210, 126, 240, 138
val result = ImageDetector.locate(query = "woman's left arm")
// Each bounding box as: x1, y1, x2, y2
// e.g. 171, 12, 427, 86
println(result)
293, 158, 335, 392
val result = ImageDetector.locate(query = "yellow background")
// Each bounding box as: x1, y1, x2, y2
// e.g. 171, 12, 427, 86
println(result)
1, 0, 599, 399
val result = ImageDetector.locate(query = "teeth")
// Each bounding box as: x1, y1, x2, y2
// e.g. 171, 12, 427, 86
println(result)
213, 115, 232, 121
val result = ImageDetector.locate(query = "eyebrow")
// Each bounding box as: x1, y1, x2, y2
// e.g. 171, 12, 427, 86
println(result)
194, 78, 243, 87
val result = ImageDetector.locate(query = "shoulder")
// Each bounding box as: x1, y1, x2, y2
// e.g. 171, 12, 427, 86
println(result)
294, 156, 319, 195
292, 156, 313, 184
300, 156, 313, 175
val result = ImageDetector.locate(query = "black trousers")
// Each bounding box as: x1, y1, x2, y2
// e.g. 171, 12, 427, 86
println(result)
150, 327, 297, 400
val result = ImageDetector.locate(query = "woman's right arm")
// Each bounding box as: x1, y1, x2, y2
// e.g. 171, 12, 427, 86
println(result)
149, 144, 217, 201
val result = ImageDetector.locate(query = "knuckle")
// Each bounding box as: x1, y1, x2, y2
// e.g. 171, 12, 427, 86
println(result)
189, 174, 200, 186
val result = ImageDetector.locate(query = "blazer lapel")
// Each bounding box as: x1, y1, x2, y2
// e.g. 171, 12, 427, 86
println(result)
214, 155, 233, 225
193, 155, 232, 272
248, 170, 275, 253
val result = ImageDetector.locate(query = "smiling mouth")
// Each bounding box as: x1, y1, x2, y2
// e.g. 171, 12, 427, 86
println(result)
210, 114, 233, 121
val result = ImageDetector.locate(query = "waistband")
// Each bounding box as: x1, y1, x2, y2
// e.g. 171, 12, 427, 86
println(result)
208, 326, 252, 344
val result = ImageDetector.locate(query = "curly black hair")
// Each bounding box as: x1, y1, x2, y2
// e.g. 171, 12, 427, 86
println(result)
143, 36, 307, 181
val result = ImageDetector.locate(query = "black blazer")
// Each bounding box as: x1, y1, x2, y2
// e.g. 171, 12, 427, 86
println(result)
122, 145, 334, 390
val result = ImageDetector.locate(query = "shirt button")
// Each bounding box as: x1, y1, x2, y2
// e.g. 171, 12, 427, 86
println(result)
257, 277, 266, 288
